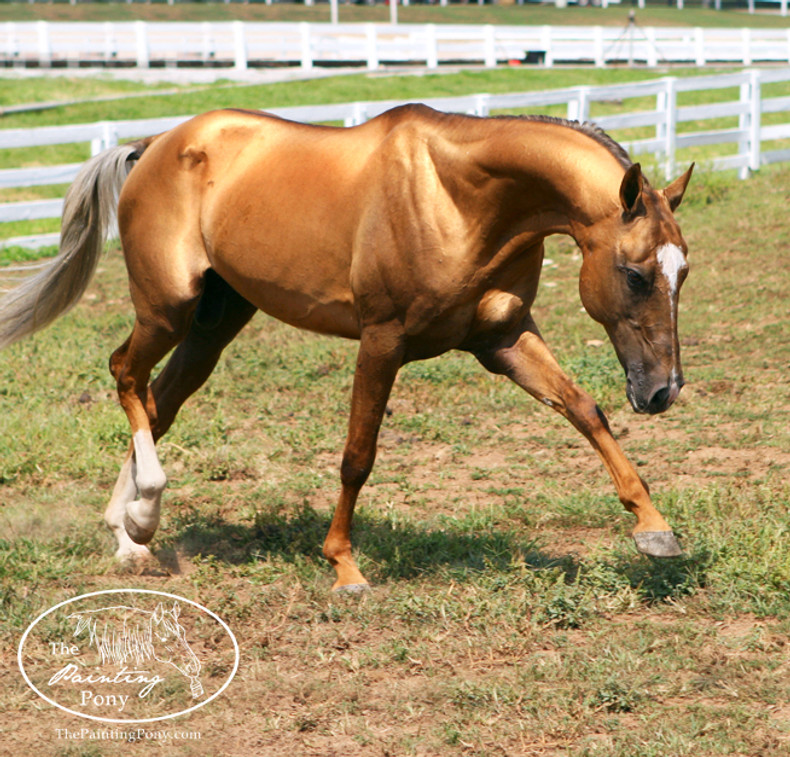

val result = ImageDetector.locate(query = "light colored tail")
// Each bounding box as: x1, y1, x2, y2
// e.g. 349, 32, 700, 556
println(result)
0, 142, 145, 349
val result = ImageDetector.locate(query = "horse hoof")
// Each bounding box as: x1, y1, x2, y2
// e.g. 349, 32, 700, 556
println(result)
114, 543, 157, 575
633, 530, 683, 558
332, 583, 370, 594
124, 514, 156, 545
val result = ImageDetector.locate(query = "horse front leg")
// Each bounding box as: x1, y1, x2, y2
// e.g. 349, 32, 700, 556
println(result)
323, 325, 404, 591
476, 319, 682, 558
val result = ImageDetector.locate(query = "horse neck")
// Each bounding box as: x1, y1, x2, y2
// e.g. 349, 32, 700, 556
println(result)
463, 118, 628, 243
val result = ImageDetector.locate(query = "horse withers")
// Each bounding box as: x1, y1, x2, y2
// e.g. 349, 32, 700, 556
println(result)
0, 105, 693, 591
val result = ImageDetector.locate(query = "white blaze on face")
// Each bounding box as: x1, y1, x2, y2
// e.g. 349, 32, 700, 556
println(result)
656, 243, 687, 297
655, 243, 687, 389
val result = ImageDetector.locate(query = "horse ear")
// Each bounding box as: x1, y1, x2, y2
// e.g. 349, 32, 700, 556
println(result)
619, 163, 645, 220
172, 602, 180, 620
152, 603, 164, 623
663, 163, 695, 212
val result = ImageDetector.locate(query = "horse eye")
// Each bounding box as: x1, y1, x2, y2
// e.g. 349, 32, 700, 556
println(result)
625, 269, 648, 293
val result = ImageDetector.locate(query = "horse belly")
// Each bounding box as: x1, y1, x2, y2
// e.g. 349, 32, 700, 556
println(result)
205, 216, 360, 339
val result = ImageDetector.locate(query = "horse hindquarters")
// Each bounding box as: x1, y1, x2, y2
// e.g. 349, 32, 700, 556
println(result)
106, 144, 216, 561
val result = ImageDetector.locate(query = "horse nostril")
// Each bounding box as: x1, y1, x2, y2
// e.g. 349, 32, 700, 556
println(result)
648, 385, 671, 414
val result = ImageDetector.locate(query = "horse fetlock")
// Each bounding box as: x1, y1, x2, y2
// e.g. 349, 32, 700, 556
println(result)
322, 539, 350, 564
124, 512, 158, 545
124, 497, 161, 544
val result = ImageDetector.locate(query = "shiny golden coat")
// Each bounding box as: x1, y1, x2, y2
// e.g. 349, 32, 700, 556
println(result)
0, 105, 693, 589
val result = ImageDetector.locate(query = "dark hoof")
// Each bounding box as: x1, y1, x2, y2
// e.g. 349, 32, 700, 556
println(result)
332, 583, 370, 594
124, 514, 156, 545
633, 530, 683, 558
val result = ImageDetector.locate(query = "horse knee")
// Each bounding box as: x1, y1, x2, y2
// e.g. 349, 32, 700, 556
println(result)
340, 457, 373, 490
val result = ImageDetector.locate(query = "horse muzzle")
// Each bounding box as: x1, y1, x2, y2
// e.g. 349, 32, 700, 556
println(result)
626, 372, 684, 415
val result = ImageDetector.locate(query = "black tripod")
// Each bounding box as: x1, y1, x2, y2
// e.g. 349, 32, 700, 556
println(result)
604, 11, 667, 67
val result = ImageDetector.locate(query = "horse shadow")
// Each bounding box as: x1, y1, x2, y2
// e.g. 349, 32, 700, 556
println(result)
154, 502, 708, 604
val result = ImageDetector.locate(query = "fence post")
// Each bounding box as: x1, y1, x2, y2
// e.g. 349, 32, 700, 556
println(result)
483, 25, 496, 68
541, 26, 553, 68
135, 21, 149, 68
233, 21, 247, 71
694, 28, 705, 67
36, 20, 51, 68
742, 27, 752, 66
6, 22, 19, 64
201, 21, 214, 63
103, 21, 116, 64
738, 77, 749, 179
660, 77, 677, 182
344, 102, 368, 127
365, 24, 378, 71
470, 93, 490, 117
426, 24, 438, 69
739, 70, 761, 177
646, 27, 658, 67
91, 122, 119, 157
300, 22, 313, 72
593, 26, 604, 68
749, 70, 761, 173
567, 87, 590, 123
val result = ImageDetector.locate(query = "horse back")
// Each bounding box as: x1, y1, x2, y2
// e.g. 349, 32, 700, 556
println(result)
117, 106, 500, 342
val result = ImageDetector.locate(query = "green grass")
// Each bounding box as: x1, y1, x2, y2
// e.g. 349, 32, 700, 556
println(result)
2, 71, 790, 756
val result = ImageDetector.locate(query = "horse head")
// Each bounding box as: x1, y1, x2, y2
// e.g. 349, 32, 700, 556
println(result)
150, 602, 201, 680
578, 162, 694, 415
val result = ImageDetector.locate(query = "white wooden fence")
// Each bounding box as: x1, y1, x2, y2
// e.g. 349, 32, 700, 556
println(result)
5, 21, 790, 70
3, 67, 790, 249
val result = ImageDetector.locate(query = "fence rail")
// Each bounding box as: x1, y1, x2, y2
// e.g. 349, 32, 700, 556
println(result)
3, 67, 790, 248
5, 21, 790, 70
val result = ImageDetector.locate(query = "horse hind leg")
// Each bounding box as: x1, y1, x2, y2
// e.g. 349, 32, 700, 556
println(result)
104, 450, 149, 565
105, 272, 257, 564
108, 319, 185, 556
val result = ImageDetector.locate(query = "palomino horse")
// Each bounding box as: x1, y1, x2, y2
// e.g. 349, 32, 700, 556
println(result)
0, 105, 693, 591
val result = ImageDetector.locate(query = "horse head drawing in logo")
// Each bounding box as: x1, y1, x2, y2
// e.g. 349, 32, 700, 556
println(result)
68, 601, 203, 698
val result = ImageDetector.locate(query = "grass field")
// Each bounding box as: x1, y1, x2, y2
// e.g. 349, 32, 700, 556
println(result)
1, 68, 790, 756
